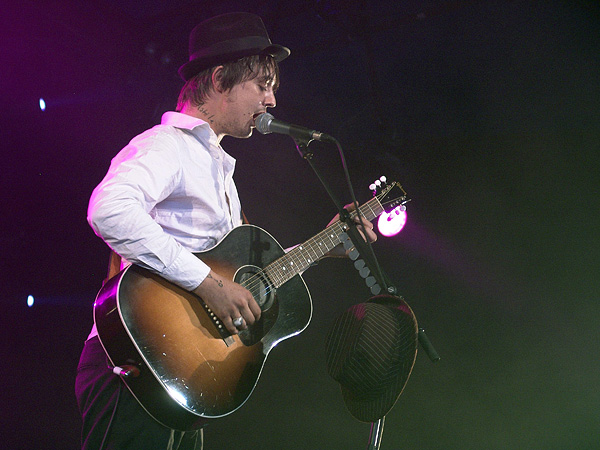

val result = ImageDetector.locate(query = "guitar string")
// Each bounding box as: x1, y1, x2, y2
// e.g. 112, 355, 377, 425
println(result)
236, 191, 388, 300
242, 214, 352, 291
239, 192, 386, 295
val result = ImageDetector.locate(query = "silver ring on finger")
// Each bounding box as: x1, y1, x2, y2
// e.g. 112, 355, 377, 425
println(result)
233, 317, 244, 328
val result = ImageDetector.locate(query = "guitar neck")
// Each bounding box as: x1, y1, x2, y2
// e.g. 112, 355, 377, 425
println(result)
264, 195, 384, 288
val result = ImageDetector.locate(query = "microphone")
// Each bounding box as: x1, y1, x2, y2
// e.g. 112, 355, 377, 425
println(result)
255, 113, 335, 143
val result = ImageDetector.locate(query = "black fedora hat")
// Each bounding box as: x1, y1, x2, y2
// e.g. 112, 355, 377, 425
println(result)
178, 12, 290, 81
325, 295, 418, 422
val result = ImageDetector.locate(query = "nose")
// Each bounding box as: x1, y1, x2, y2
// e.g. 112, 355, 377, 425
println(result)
264, 89, 276, 109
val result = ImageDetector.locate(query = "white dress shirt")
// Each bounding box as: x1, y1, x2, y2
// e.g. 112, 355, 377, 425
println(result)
88, 111, 242, 293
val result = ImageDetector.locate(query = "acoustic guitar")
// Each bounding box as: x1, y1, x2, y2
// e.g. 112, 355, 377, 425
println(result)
94, 180, 413, 430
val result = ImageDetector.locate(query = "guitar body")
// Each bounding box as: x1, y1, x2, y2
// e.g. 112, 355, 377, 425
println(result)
94, 225, 312, 431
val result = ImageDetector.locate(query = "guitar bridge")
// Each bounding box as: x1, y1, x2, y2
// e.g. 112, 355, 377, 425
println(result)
199, 300, 235, 347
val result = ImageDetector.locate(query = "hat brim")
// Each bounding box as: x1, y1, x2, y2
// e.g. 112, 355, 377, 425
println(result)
332, 296, 419, 422
178, 44, 290, 81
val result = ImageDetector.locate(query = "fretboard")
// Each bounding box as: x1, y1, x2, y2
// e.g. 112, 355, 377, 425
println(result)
264, 195, 384, 288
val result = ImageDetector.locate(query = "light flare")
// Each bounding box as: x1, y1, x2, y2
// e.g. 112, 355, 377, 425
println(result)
377, 207, 407, 237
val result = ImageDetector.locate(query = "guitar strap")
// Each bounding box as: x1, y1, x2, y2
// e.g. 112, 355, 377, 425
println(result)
103, 208, 250, 284
104, 250, 122, 285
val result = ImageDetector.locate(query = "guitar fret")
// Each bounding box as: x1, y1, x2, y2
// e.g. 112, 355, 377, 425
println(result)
267, 260, 286, 286
364, 203, 376, 220
296, 245, 314, 267
261, 186, 391, 289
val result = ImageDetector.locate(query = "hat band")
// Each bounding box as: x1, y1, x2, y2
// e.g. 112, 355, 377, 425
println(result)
189, 36, 274, 62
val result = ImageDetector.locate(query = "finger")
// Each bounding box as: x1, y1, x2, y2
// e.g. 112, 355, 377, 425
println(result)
353, 217, 374, 236
232, 313, 248, 330
235, 287, 261, 323
225, 317, 240, 335
247, 295, 262, 321
355, 225, 377, 244
356, 218, 375, 232
353, 214, 373, 227
239, 304, 257, 327
366, 228, 378, 243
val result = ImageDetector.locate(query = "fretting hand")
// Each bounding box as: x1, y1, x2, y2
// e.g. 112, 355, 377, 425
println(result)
326, 203, 377, 258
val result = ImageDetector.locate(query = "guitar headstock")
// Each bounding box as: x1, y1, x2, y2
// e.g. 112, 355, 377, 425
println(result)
369, 176, 410, 213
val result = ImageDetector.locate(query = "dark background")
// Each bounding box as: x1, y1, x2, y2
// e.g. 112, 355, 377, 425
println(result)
1, 1, 599, 449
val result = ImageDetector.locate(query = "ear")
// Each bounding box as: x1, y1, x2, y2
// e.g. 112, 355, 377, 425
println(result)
211, 66, 225, 93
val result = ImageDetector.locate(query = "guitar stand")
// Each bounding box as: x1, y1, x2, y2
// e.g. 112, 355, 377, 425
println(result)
292, 136, 440, 449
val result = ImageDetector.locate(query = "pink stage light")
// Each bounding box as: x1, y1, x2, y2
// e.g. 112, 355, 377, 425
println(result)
377, 207, 407, 237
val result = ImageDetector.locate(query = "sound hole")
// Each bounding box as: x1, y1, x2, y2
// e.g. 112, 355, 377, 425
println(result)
235, 265, 278, 347
235, 265, 275, 312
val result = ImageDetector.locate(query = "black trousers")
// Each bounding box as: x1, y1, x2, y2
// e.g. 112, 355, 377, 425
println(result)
75, 336, 203, 450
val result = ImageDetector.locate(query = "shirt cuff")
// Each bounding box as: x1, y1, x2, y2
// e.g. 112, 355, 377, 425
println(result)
161, 248, 211, 291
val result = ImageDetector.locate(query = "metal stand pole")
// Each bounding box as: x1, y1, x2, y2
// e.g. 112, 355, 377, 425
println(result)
366, 417, 385, 450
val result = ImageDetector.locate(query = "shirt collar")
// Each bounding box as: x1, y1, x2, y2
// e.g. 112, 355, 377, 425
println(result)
161, 111, 234, 166
161, 111, 220, 146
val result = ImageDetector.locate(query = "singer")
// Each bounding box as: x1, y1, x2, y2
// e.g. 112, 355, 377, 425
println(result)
75, 12, 376, 450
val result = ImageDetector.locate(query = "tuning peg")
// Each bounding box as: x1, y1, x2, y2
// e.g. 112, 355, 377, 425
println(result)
370, 176, 389, 195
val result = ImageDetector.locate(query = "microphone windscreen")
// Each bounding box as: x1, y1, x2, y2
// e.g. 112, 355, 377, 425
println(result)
255, 113, 274, 135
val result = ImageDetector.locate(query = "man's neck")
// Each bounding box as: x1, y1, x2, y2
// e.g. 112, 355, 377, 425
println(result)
179, 102, 223, 143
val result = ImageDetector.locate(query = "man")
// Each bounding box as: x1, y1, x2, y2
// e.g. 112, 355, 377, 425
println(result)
75, 12, 375, 450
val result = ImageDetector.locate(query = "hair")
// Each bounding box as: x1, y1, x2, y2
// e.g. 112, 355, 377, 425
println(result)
176, 54, 280, 111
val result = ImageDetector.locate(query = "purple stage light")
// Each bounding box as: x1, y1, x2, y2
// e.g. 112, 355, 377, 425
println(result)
377, 207, 407, 237
39, 98, 46, 111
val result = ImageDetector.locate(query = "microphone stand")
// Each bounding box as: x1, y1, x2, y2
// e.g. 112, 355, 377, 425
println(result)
294, 137, 392, 449
292, 136, 440, 450
293, 138, 395, 297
